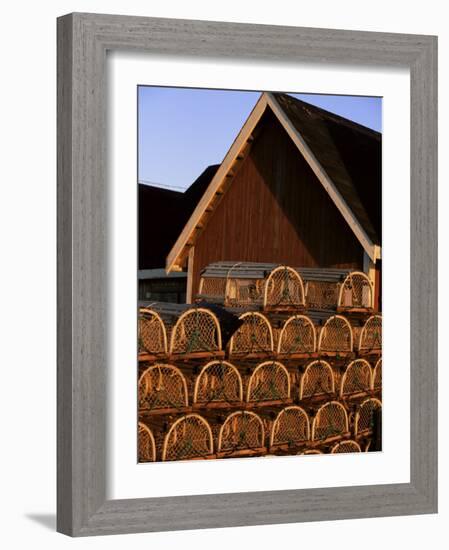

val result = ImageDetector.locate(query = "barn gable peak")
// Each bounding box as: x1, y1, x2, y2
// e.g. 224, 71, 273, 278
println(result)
166, 91, 381, 272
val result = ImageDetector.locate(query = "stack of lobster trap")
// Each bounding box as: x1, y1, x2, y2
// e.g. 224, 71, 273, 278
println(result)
138, 262, 382, 463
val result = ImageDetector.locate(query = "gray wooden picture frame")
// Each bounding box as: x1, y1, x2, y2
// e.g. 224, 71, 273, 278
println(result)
57, 12, 438, 537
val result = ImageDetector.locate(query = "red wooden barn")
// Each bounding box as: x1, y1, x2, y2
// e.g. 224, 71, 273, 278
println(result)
163, 92, 382, 309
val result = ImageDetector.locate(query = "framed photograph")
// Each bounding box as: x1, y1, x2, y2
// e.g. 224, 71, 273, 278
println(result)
57, 13, 437, 536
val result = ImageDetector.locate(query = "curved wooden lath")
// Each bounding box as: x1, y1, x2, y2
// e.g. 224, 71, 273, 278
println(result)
218, 410, 265, 452
246, 361, 291, 402
138, 364, 188, 410
331, 440, 362, 453
340, 359, 372, 397
263, 265, 306, 308
169, 307, 222, 354
317, 314, 353, 352
338, 271, 373, 309
372, 357, 382, 391
138, 422, 156, 462
358, 314, 382, 352
138, 308, 168, 355
299, 360, 335, 400
354, 397, 382, 436
193, 360, 243, 404
270, 406, 310, 447
277, 314, 316, 355
229, 311, 274, 355
162, 414, 214, 461
311, 401, 349, 441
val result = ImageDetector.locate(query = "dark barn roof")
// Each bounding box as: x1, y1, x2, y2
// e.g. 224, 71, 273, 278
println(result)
273, 93, 381, 244
139, 164, 219, 269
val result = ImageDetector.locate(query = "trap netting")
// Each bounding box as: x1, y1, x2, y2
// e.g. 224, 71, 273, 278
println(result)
162, 414, 213, 461
338, 271, 373, 309
305, 280, 340, 310
358, 315, 382, 352
299, 360, 335, 399
372, 358, 382, 391
229, 311, 273, 356
218, 411, 265, 452
312, 401, 349, 441
355, 398, 382, 436
340, 359, 372, 397
226, 278, 264, 308
277, 315, 316, 355
247, 361, 291, 402
138, 308, 167, 355
331, 440, 362, 453
197, 276, 227, 303
270, 406, 310, 448
138, 364, 188, 411
318, 315, 353, 353
263, 266, 305, 309
193, 360, 243, 405
138, 422, 156, 462
169, 307, 222, 355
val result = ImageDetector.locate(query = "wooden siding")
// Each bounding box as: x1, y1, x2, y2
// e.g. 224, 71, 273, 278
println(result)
192, 111, 364, 297
374, 260, 382, 312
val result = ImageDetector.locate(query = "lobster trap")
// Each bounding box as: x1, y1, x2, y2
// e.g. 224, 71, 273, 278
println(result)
300, 449, 323, 455
138, 422, 157, 462
263, 265, 306, 310
340, 359, 372, 398
311, 401, 349, 442
193, 360, 243, 406
337, 271, 373, 310
138, 364, 188, 412
317, 315, 353, 354
358, 315, 382, 354
228, 311, 274, 357
270, 406, 310, 450
170, 307, 222, 356
140, 302, 224, 358
330, 440, 362, 453
138, 308, 168, 358
197, 262, 305, 310
299, 267, 350, 310
276, 314, 316, 356
246, 361, 291, 403
372, 358, 382, 392
162, 414, 214, 461
299, 360, 335, 400
217, 410, 265, 456
354, 397, 382, 437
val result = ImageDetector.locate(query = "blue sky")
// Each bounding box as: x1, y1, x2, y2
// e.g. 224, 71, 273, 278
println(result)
138, 87, 382, 190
